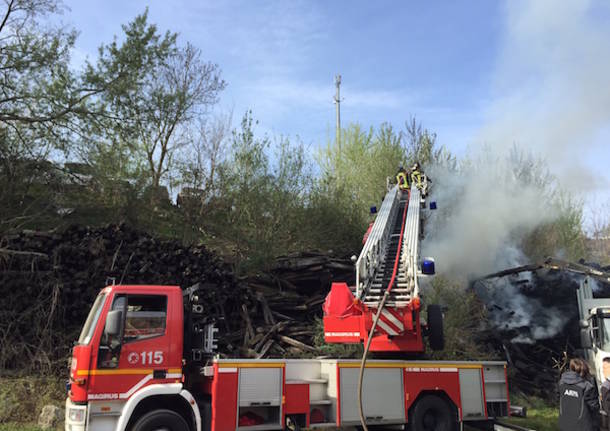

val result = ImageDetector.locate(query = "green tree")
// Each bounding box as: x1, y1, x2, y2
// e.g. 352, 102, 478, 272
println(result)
505, 147, 586, 261
403, 117, 436, 166
0, 0, 77, 229
403, 116, 456, 169
211, 112, 275, 267
317, 122, 405, 221
1, 0, 79, 143
313, 119, 450, 254
0, 0, 120, 230
82, 10, 226, 197
201, 111, 315, 270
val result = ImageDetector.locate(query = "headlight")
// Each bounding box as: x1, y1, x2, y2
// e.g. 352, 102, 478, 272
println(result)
68, 407, 86, 423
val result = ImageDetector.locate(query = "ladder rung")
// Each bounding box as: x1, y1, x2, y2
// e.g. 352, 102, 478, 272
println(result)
367, 288, 410, 293
364, 302, 411, 307
364, 296, 411, 300
371, 283, 409, 288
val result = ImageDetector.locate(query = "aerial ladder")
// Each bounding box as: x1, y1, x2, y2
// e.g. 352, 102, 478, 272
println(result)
323, 179, 443, 353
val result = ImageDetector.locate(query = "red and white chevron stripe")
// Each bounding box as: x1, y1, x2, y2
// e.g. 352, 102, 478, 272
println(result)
373, 307, 404, 336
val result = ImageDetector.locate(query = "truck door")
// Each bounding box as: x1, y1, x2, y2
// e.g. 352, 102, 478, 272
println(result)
592, 315, 601, 348
88, 293, 177, 400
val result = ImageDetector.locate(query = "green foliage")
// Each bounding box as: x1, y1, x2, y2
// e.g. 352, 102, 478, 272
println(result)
509, 149, 586, 261
307, 118, 448, 256
194, 116, 448, 270
0, 1, 84, 231
0, 0, 81, 152
0, 425, 46, 431
502, 147, 587, 261
0, 0, 590, 283
317, 122, 404, 223
403, 117, 436, 166
523, 192, 586, 261
300, 180, 365, 253
0, 376, 65, 424
504, 394, 559, 431
424, 277, 494, 361
82, 10, 226, 192
197, 111, 315, 271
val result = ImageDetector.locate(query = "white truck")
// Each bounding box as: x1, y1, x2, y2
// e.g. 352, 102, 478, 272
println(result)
577, 276, 610, 386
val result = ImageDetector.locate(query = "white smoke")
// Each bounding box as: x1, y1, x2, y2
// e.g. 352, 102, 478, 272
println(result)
423, 0, 610, 278
422, 158, 552, 278
590, 277, 602, 293
475, 271, 569, 344
421, 157, 578, 341
421, 0, 610, 343
478, 0, 610, 191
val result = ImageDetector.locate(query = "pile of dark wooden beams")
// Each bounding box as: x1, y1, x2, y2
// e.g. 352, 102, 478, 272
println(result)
234, 253, 354, 358
0, 224, 354, 372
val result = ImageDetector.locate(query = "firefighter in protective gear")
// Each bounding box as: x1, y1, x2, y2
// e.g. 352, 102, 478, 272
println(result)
410, 162, 422, 189
396, 166, 409, 191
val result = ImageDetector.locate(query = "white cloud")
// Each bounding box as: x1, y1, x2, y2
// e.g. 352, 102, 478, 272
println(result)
246, 79, 409, 114
178, 0, 328, 77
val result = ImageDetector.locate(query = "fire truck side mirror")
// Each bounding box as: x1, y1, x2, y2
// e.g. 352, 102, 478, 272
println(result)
105, 310, 123, 337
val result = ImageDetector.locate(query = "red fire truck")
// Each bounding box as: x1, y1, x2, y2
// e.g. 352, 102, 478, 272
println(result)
65, 283, 508, 431
65, 183, 510, 431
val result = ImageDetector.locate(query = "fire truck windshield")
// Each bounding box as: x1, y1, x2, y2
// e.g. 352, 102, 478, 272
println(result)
77, 293, 107, 345
600, 316, 610, 353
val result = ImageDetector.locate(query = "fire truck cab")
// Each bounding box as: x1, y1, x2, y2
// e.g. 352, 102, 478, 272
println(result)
66, 283, 509, 431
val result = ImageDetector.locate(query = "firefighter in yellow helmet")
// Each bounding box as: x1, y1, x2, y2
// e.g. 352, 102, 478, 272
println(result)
410, 162, 422, 189
410, 162, 431, 198
396, 166, 410, 192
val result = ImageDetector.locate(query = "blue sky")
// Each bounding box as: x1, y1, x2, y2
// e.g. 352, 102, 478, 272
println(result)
60, 0, 610, 225
61, 1, 499, 150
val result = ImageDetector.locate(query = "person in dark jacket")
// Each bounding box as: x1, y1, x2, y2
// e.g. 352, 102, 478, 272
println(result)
559, 358, 600, 431
600, 357, 610, 430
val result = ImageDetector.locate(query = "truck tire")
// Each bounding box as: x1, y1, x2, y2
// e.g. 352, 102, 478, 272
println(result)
427, 304, 444, 351
131, 409, 190, 431
410, 395, 457, 431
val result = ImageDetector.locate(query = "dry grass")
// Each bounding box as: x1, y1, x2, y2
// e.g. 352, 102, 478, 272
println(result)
0, 376, 65, 425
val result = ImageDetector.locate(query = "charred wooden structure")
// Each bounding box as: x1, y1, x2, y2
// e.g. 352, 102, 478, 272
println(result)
473, 258, 610, 398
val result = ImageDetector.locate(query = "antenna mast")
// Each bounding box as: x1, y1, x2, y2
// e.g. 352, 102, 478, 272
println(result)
334, 74, 341, 149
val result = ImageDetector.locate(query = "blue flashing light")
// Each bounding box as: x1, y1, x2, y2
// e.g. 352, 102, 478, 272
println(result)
422, 257, 436, 275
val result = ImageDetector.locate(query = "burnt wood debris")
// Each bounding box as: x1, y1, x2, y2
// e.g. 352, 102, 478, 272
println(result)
473, 259, 610, 399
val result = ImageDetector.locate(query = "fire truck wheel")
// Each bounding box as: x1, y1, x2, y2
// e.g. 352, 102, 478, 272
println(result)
427, 304, 444, 351
410, 395, 457, 431
131, 409, 190, 431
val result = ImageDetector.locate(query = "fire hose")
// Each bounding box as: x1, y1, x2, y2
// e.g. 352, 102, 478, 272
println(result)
357, 192, 410, 431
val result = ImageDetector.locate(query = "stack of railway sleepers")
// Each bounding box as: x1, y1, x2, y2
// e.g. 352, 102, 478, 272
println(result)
0, 224, 354, 371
